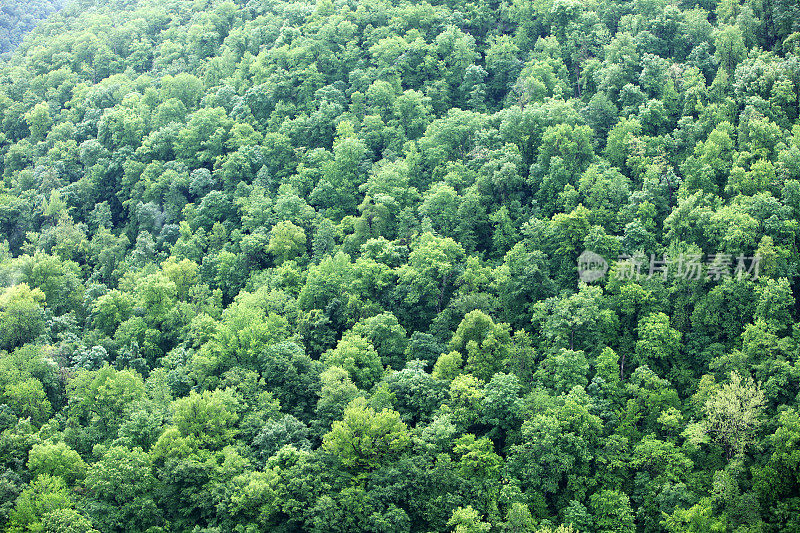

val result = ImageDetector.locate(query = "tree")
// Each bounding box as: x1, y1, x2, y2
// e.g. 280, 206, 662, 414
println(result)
753, 278, 794, 332
447, 506, 491, 533
589, 490, 635, 533
24, 102, 52, 142
311, 128, 367, 219
501, 501, 535, 532
481, 372, 524, 438
754, 408, 800, 507
384, 360, 448, 425
219, 469, 281, 531
533, 349, 590, 395
418, 110, 489, 173
577, 163, 631, 233
322, 397, 410, 474
171, 388, 240, 449
176, 107, 233, 167
5, 378, 52, 425
84, 446, 162, 532
453, 433, 503, 515
393, 90, 433, 140
313, 365, 360, 437
662, 498, 726, 533
0, 284, 46, 351
534, 124, 596, 212
433, 351, 464, 381
350, 313, 409, 371
532, 526, 576, 533
252, 414, 311, 464
40, 508, 101, 533
714, 26, 746, 73
298, 252, 356, 344
199, 300, 289, 377
15, 253, 84, 316
506, 390, 602, 504
27, 442, 86, 485
604, 118, 641, 171
161, 257, 200, 301
703, 371, 765, 456
419, 182, 460, 237
683, 122, 735, 194
532, 285, 616, 355
260, 342, 322, 423
395, 232, 466, 330
454, 433, 502, 481
321, 333, 384, 391
485, 35, 522, 105
268, 220, 307, 264
0, 0, 797, 527
449, 310, 512, 382
635, 312, 682, 372
7, 475, 73, 533
92, 289, 134, 337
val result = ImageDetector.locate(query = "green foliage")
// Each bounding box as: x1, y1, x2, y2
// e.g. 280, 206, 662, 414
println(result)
0, 0, 62, 55
268, 221, 307, 265
7, 474, 73, 533
702, 371, 766, 456
171, 388, 239, 449
447, 505, 492, 533
321, 334, 384, 391
27, 442, 86, 485
0, 0, 797, 530
662, 498, 726, 533
590, 489, 635, 533
322, 397, 410, 474
0, 284, 46, 351
84, 445, 161, 531
449, 310, 511, 382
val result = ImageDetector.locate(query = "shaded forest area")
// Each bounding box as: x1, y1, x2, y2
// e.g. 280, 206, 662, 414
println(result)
1, 0, 800, 531
0, 0, 63, 55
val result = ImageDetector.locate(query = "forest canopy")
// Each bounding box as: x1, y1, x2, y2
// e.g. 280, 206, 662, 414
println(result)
0, 0, 63, 55
0, 0, 799, 531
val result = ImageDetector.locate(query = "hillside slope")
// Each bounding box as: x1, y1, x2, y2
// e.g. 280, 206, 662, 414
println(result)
0, 0, 800, 531
0, 0, 63, 55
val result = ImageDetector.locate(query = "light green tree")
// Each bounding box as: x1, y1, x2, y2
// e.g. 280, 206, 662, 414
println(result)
703, 371, 765, 456
322, 397, 410, 473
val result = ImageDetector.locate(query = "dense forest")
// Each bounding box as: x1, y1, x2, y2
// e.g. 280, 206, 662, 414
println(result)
0, 0, 800, 530
0, 0, 63, 55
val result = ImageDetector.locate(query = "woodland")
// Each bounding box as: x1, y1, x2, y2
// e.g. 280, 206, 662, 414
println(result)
0, 0, 800, 531
0, 0, 63, 55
